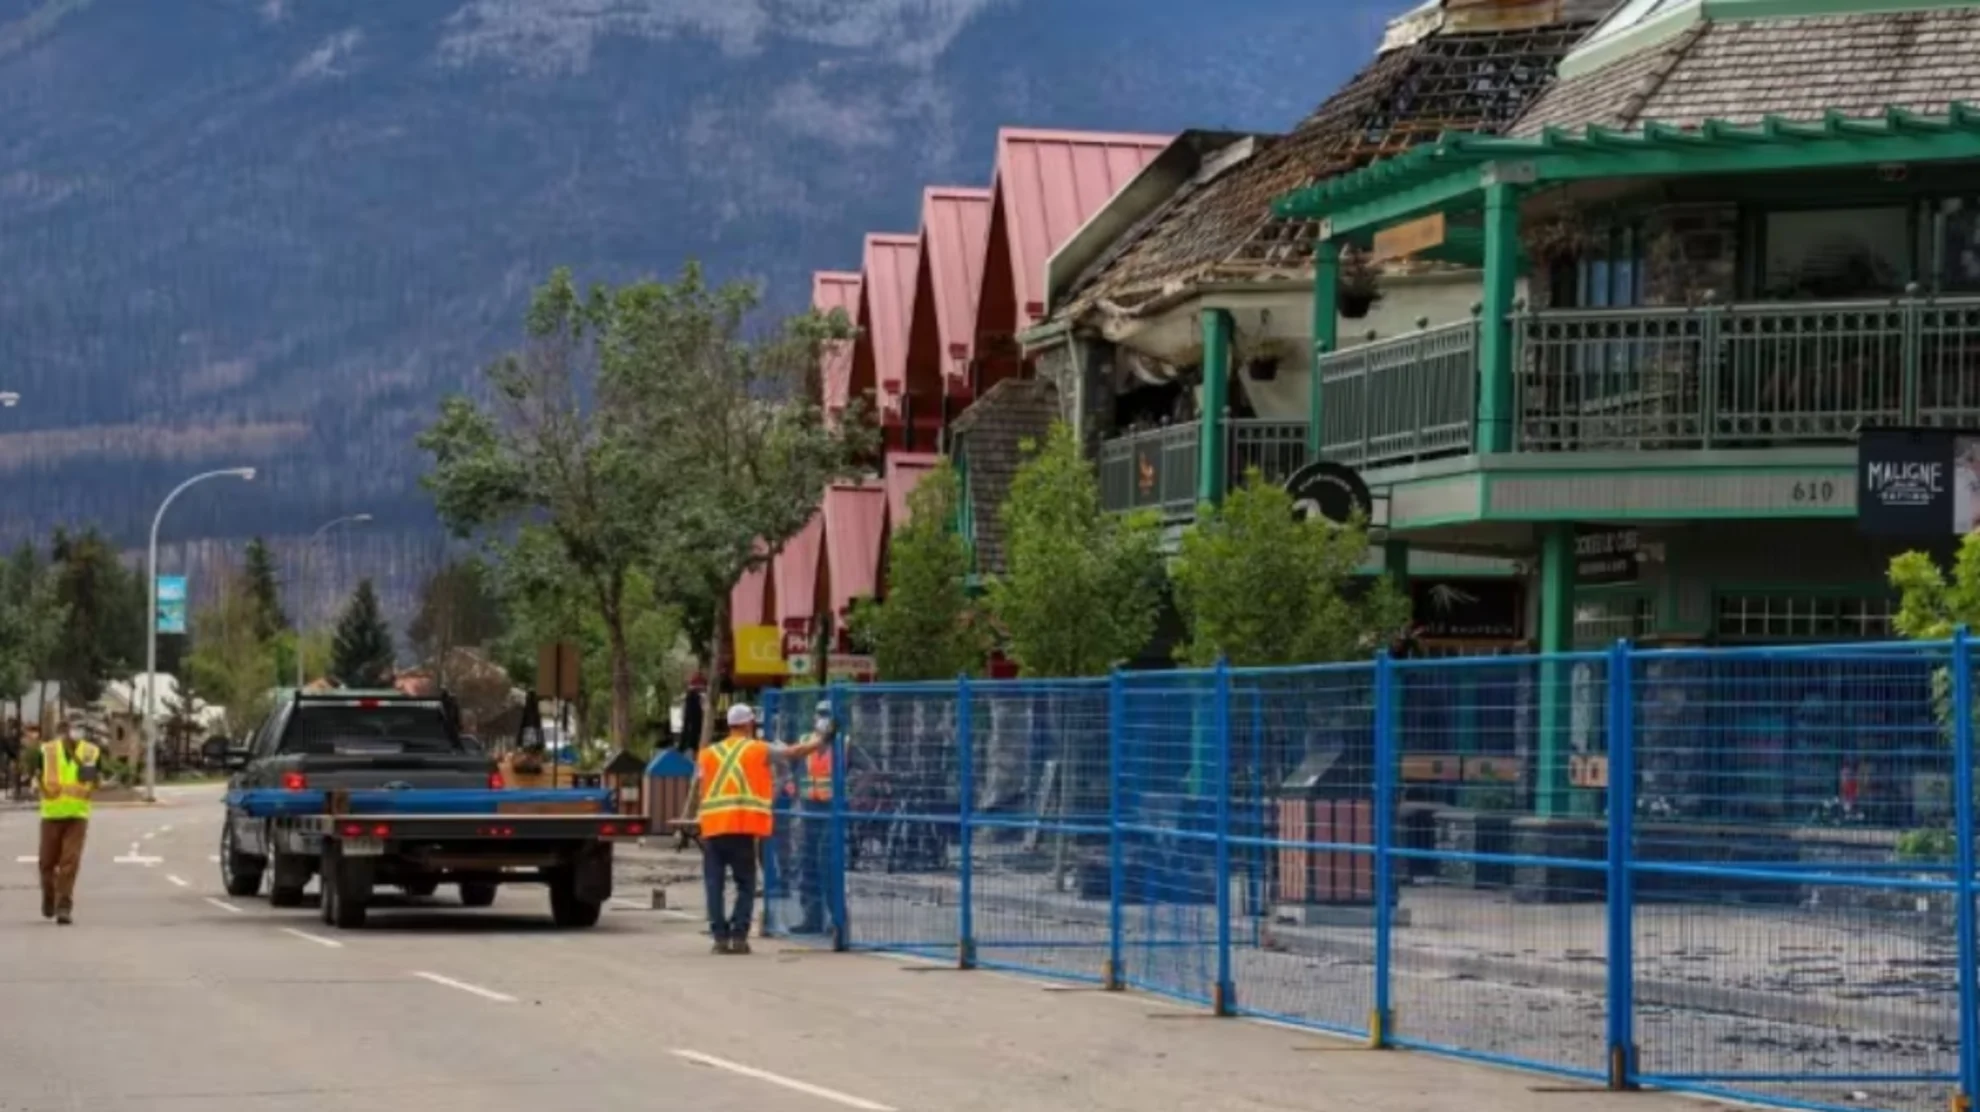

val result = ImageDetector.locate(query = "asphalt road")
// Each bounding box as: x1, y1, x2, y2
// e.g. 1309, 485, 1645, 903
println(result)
0, 787, 1720, 1112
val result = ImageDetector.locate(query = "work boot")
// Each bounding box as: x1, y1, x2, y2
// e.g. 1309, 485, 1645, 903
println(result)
55, 909, 72, 926
729, 937, 752, 955
40, 890, 54, 921
711, 935, 730, 954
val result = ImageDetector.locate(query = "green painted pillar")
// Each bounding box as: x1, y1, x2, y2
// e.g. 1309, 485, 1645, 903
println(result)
1383, 537, 1409, 589
1535, 523, 1575, 818
1477, 183, 1522, 455
1199, 308, 1234, 507
1308, 241, 1340, 461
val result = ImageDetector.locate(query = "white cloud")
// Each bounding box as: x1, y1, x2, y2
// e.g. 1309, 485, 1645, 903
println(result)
437, 0, 1006, 76
261, 0, 289, 22
292, 28, 363, 81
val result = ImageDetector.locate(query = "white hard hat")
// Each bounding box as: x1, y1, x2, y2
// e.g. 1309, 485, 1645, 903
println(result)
727, 703, 756, 727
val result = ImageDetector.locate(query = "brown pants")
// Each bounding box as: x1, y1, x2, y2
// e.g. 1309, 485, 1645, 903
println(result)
38, 818, 87, 915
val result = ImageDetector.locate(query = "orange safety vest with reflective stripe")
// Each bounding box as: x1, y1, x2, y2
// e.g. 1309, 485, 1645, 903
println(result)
40, 739, 100, 821
801, 749, 833, 804
696, 737, 774, 838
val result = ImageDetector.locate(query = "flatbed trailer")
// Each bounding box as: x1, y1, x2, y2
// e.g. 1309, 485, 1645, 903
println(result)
239, 788, 648, 929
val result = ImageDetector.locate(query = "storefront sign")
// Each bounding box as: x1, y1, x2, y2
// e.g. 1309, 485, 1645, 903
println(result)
732, 625, 788, 678
1409, 578, 1522, 641
826, 654, 877, 682
1574, 527, 1641, 585
1371, 212, 1445, 263
1285, 461, 1373, 528
1857, 427, 1979, 535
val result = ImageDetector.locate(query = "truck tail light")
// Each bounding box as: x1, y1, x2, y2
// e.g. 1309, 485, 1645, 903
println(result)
339, 822, 391, 839
599, 823, 618, 837
488, 771, 506, 790
281, 772, 308, 791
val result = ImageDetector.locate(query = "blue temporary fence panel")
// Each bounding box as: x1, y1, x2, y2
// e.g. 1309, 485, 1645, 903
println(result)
766, 635, 1980, 1112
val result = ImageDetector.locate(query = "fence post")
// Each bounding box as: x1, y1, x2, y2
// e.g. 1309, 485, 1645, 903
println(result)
829, 681, 851, 953
956, 674, 977, 970
761, 688, 781, 937
1370, 650, 1396, 1048
1107, 667, 1126, 991
1604, 639, 1638, 1090
1213, 657, 1235, 1016
1953, 627, 1977, 1112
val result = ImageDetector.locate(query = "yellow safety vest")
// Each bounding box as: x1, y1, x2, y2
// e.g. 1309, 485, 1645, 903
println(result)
39, 739, 100, 821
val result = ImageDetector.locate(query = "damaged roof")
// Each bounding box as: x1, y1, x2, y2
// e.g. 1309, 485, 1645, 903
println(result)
1514, 6, 1980, 136
1060, 11, 1596, 322
951, 378, 1060, 576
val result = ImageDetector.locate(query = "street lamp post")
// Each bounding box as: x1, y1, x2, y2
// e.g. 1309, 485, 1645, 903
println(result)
297, 513, 373, 689
144, 467, 256, 803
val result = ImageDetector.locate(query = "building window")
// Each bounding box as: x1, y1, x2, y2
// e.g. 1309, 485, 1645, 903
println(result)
1714, 593, 1895, 642
1762, 208, 1909, 299
1574, 593, 1652, 648
1933, 198, 1980, 294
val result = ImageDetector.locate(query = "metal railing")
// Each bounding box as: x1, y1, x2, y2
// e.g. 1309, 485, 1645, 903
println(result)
1097, 419, 1309, 516
1514, 291, 1980, 452
1317, 315, 1479, 470
762, 636, 1980, 1112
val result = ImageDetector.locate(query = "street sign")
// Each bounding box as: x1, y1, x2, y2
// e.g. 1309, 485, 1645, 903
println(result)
536, 641, 581, 701
155, 576, 188, 634
1284, 461, 1372, 527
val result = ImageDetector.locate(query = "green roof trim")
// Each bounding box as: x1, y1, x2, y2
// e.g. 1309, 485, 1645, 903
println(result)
1273, 105, 1980, 237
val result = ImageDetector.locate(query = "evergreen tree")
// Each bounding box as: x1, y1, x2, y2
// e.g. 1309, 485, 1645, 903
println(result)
241, 537, 288, 640
330, 580, 395, 688
49, 528, 145, 704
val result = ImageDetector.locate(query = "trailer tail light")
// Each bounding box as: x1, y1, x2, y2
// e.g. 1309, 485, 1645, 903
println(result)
356, 698, 381, 708
488, 771, 506, 790
474, 826, 516, 837
339, 822, 392, 839
625, 821, 647, 837
281, 772, 308, 791
599, 823, 618, 837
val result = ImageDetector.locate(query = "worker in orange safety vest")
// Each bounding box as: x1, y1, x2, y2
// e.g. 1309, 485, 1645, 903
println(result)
790, 701, 841, 936
686, 703, 829, 954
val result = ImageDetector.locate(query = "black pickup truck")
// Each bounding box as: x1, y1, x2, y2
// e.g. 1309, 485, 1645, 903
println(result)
220, 689, 641, 929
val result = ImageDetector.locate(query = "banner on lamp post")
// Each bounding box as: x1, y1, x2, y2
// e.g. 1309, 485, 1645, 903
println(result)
155, 576, 188, 635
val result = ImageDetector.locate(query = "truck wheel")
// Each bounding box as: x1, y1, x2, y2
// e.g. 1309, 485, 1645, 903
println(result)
322, 845, 372, 929
458, 881, 498, 908
221, 823, 264, 898
549, 874, 603, 929
268, 850, 310, 908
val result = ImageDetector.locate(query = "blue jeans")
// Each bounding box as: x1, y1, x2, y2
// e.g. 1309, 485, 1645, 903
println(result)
702, 834, 758, 940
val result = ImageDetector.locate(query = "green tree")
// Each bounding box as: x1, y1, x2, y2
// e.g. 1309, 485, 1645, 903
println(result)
1172, 473, 1411, 667
850, 460, 986, 681
408, 557, 507, 685
1891, 534, 1980, 639
49, 528, 145, 704
610, 263, 870, 740
421, 269, 672, 747
987, 423, 1163, 676
241, 537, 288, 640
184, 566, 279, 738
330, 579, 395, 688
0, 542, 68, 708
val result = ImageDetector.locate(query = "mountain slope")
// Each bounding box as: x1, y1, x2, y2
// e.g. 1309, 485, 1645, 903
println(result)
0, 0, 1383, 618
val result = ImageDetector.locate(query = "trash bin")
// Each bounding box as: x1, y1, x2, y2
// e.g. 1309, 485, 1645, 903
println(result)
1273, 744, 1380, 913
645, 749, 696, 833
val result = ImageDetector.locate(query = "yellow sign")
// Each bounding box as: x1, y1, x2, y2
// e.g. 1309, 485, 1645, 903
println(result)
734, 625, 789, 677
1370, 212, 1445, 263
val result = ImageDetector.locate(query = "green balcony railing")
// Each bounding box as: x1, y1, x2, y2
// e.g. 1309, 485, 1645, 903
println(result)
1316, 316, 1479, 470
1513, 292, 1980, 451
1097, 418, 1308, 516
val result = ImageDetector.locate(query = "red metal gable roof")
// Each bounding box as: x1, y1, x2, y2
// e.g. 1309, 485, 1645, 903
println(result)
988, 128, 1170, 326
772, 513, 824, 629
813, 271, 862, 415
919, 187, 992, 394
730, 563, 769, 627
884, 453, 941, 529
822, 484, 887, 617
859, 234, 920, 423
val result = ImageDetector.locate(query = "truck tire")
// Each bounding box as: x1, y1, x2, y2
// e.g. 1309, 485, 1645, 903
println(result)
268, 850, 310, 908
321, 845, 372, 930
221, 822, 264, 898
458, 881, 498, 908
549, 872, 603, 929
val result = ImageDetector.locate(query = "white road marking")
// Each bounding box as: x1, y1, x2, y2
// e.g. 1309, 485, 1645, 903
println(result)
14, 855, 36, 864
165, 875, 188, 888
281, 927, 343, 949
159, 825, 173, 833
113, 853, 162, 866
142, 831, 156, 840
207, 855, 220, 864
411, 971, 516, 1003
670, 1049, 896, 1111
204, 897, 244, 914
